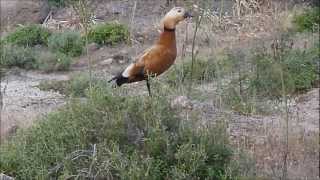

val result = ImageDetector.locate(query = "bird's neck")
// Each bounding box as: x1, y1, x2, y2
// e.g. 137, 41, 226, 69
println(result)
157, 27, 176, 48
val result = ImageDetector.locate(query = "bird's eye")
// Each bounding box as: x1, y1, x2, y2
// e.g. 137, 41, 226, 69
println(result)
177, 10, 182, 13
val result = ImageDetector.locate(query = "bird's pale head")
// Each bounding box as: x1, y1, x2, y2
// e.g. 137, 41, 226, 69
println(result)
162, 7, 192, 30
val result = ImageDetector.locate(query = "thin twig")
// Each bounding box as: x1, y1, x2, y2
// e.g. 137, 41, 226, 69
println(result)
188, 10, 204, 95
72, 0, 93, 93
129, 1, 137, 45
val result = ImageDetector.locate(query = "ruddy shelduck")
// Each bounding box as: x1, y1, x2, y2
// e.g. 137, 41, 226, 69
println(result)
109, 7, 192, 96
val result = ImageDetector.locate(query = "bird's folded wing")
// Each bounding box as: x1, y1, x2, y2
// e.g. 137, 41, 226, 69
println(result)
128, 46, 159, 77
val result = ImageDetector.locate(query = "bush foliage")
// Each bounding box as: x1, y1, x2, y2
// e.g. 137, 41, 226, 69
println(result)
1, 27, 77, 71
293, 7, 320, 32
88, 23, 129, 45
4, 25, 51, 47
48, 0, 66, 7
48, 31, 84, 57
1, 45, 37, 69
0, 87, 234, 179
1, 45, 72, 71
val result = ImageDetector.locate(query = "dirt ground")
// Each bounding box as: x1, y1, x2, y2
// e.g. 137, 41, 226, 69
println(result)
0, 0, 49, 33
0, 69, 68, 138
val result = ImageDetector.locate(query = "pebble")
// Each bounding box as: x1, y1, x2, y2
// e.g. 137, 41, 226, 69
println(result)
100, 58, 113, 65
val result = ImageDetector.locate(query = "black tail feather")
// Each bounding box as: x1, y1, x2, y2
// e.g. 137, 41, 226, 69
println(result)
108, 74, 129, 87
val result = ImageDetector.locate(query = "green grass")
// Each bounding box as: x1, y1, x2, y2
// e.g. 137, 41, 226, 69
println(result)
88, 23, 129, 46
0, 86, 235, 179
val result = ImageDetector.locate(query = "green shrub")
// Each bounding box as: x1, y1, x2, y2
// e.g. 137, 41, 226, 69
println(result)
48, 0, 66, 7
1, 45, 72, 71
48, 31, 84, 57
4, 25, 51, 47
293, 7, 320, 32
36, 51, 72, 72
1, 45, 37, 69
67, 73, 99, 97
88, 23, 129, 45
282, 48, 318, 91
0, 87, 234, 179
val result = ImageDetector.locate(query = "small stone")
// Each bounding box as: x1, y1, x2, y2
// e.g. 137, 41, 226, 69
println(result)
100, 58, 113, 65
118, 60, 126, 64
137, 36, 144, 42
86, 43, 99, 53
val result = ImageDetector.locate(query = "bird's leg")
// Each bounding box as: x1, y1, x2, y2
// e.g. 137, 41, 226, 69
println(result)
146, 79, 152, 96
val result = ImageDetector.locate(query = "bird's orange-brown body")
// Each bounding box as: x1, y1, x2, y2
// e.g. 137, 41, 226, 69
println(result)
128, 29, 177, 83
109, 7, 192, 95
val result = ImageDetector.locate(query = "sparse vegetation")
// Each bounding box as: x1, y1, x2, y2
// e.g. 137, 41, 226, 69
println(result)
38, 73, 105, 97
166, 37, 318, 115
87, 23, 129, 46
167, 57, 217, 85
249, 41, 318, 98
222, 40, 318, 114
48, 31, 84, 57
36, 51, 72, 72
0, 87, 234, 179
4, 25, 51, 47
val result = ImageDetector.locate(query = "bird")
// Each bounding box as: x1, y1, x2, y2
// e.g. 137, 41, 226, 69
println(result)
108, 7, 192, 96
